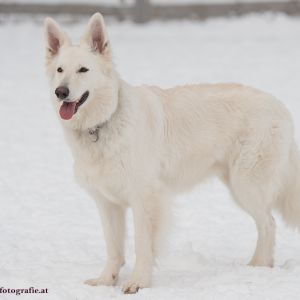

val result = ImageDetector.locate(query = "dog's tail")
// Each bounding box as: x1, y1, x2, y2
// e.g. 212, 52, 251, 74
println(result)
275, 141, 300, 229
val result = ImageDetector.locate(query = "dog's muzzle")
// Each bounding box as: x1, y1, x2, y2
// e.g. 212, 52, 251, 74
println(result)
59, 91, 89, 120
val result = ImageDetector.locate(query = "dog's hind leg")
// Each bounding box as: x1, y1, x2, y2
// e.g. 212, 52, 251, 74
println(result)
227, 130, 285, 267
229, 168, 277, 267
227, 118, 293, 267
85, 197, 125, 286
248, 214, 276, 267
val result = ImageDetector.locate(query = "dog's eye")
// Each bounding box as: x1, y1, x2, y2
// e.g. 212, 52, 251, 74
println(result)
78, 67, 89, 73
57, 67, 63, 73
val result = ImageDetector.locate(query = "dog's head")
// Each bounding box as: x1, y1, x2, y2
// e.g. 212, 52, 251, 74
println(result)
44, 13, 119, 130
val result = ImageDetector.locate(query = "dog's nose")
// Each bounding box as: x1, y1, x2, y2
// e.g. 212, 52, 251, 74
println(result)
55, 86, 69, 100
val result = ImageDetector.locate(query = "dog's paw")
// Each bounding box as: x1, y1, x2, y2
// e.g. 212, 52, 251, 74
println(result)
248, 257, 274, 268
84, 273, 117, 287
122, 278, 150, 294
122, 281, 141, 294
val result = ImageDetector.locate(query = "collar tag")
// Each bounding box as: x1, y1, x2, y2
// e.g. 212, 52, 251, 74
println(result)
88, 125, 100, 142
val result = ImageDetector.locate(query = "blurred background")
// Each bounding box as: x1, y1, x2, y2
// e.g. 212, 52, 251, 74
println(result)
1, 1, 300, 300
1, 0, 300, 22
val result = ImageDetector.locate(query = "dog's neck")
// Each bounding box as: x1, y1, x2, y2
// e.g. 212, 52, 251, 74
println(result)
86, 99, 119, 142
77, 84, 122, 143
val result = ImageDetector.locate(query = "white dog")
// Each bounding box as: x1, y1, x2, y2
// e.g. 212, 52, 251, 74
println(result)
44, 13, 300, 294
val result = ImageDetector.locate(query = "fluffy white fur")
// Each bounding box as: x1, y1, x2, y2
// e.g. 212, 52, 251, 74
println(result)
44, 13, 300, 294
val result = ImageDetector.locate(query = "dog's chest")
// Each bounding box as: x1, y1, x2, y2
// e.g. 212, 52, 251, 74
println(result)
70, 133, 128, 204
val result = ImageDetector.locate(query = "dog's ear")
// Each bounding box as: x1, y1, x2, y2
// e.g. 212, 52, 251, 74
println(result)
44, 17, 70, 57
81, 12, 110, 57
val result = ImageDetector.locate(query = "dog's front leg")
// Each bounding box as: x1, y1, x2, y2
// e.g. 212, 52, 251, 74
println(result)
122, 201, 154, 294
85, 199, 125, 287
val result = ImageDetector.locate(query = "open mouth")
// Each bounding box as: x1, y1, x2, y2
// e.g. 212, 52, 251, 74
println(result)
59, 91, 89, 120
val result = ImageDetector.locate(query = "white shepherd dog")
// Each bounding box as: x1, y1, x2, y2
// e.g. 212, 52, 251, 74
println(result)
44, 13, 300, 294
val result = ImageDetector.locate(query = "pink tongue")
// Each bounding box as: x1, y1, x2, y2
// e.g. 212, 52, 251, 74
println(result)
59, 102, 76, 120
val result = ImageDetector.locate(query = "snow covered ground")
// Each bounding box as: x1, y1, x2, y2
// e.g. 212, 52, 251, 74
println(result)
0, 13, 300, 300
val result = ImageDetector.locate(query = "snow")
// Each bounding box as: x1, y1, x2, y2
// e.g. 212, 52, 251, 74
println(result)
1, 13, 300, 299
